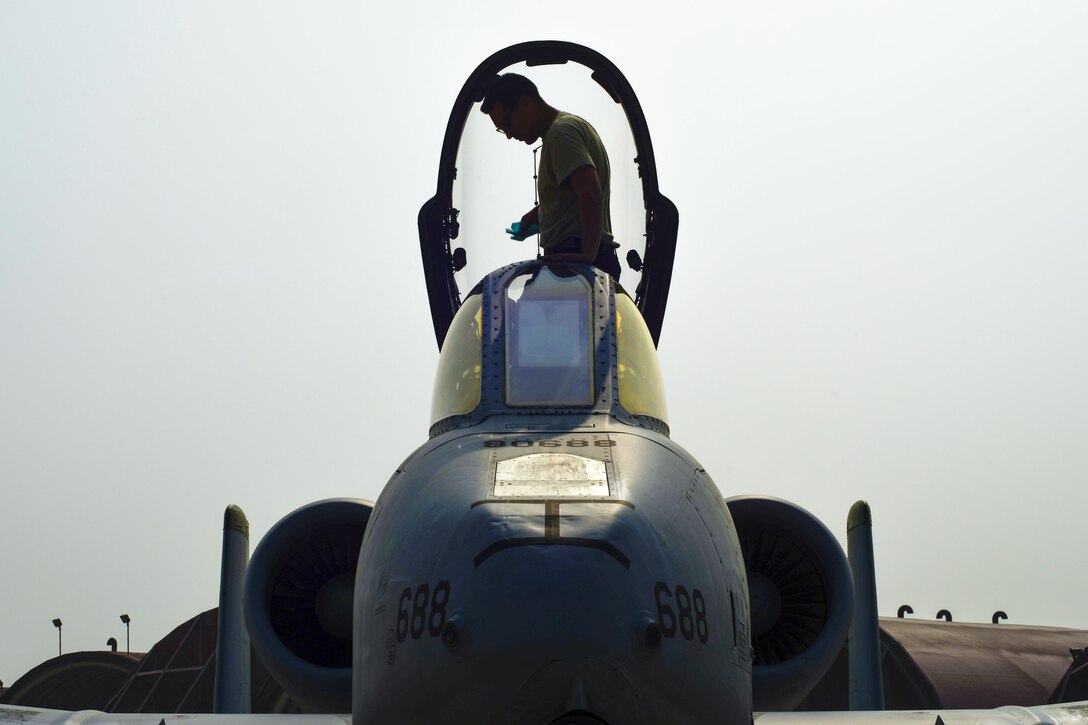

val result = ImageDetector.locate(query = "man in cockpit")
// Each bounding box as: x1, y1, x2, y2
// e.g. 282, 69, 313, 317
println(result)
482, 73, 622, 282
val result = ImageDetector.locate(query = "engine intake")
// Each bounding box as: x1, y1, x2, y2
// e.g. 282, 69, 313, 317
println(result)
244, 498, 373, 712
726, 496, 854, 711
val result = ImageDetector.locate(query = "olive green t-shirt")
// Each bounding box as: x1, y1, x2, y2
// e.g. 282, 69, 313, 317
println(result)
537, 112, 615, 252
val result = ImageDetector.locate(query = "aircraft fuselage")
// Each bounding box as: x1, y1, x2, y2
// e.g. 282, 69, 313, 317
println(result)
353, 415, 752, 724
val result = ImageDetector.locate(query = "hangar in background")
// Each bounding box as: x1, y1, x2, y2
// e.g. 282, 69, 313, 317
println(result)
4, 610, 1087, 714
0, 650, 141, 712
801, 616, 1088, 711
2, 608, 303, 714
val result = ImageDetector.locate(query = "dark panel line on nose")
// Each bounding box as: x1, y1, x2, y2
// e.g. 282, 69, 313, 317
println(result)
473, 537, 631, 569
545, 500, 561, 538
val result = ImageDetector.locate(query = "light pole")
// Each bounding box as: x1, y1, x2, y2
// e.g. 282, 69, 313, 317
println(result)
52, 618, 62, 656
119, 614, 130, 653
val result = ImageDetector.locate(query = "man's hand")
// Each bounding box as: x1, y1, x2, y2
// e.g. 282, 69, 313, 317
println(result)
506, 206, 540, 241
507, 221, 540, 241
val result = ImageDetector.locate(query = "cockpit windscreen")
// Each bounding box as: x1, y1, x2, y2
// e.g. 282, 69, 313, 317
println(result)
505, 267, 594, 406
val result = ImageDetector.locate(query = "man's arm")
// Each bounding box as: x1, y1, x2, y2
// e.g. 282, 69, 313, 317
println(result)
520, 205, 539, 228
546, 164, 603, 263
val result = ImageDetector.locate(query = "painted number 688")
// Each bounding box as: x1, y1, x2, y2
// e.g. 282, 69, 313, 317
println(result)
396, 580, 451, 643
654, 581, 709, 644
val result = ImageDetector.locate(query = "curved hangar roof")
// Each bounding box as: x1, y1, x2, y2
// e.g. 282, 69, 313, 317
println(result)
799, 616, 1088, 711
1, 608, 303, 714
0, 650, 142, 711
105, 607, 303, 713
881, 617, 1088, 709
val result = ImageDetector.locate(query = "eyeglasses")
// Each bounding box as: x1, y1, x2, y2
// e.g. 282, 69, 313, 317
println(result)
494, 106, 516, 134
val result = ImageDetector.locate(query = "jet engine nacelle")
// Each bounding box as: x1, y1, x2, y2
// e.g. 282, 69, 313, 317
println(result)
243, 498, 373, 712
726, 496, 854, 711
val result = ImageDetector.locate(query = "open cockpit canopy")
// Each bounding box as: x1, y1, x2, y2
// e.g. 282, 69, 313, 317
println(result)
420, 41, 678, 350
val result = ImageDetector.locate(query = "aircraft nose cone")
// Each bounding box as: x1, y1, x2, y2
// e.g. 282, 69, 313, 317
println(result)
510, 658, 644, 725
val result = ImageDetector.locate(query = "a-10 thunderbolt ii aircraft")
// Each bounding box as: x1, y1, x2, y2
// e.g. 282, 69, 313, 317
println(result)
5, 40, 1088, 725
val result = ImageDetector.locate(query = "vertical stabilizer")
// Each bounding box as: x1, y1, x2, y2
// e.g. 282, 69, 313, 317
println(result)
214, 504, 251, 713
848, 500, 885, 710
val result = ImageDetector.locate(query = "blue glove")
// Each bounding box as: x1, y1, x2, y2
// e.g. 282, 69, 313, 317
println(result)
505, 221, 540, 241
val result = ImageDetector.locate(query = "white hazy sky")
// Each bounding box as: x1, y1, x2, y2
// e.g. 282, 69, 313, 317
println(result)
2, 1, 1087, 686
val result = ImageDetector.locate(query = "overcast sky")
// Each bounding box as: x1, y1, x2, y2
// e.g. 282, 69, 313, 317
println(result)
2, 1, 1087, 687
